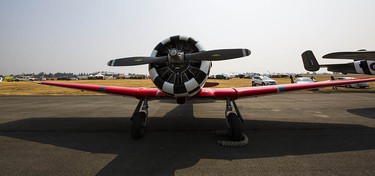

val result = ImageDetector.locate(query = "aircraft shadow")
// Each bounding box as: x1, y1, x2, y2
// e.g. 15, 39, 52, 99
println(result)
1, 103, 375, 175
347, 108, 375, 119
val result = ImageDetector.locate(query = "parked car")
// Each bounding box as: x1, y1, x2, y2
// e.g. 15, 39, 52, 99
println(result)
236, 74, 245, 78
57, 77, 79, 81
209, 74, 230, 80
295, 77, 318, 91
295, 77, 315, 84
335, 77, 369, 88
251, 76, 277, 86
215, 74, 230, 80
13, 76, 36, 82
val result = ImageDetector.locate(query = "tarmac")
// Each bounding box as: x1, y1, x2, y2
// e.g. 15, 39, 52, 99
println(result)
0, 92, 374, 176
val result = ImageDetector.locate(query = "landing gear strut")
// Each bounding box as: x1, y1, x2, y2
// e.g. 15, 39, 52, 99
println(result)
130, 98, 148, 139
129, 98, 245, 143
225, 99, 244, 141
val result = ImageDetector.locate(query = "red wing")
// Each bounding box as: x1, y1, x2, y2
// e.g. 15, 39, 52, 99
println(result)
39, 81, 168, 99
195, 78, 375, 99
40, 78, 375, 100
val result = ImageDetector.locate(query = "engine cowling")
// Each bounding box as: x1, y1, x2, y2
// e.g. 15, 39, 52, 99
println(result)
149, 35, 211, 97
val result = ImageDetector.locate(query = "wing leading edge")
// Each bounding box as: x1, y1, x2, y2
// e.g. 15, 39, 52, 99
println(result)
39, 81, 168, 99
40, 78, 375, 100
323, 51, 375, 60
196, 78, 375, 99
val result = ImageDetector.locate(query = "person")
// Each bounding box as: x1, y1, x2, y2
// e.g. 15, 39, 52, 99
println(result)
310, 76, 316, 82
331, 76, 337, 90
289, 75, 294, 83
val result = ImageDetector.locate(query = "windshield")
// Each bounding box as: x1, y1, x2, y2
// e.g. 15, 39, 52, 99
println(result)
262, 76, 272, 80
298, 78, 313, 82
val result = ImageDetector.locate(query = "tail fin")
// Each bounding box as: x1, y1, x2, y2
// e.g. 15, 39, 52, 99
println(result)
301, 50, 320, 71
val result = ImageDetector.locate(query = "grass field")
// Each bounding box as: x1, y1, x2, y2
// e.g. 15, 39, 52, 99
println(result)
1, 75, 375, 96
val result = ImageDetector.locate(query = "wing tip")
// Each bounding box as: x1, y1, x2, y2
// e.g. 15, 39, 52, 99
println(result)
107, 60, 114, 66
242, 49, 251, 57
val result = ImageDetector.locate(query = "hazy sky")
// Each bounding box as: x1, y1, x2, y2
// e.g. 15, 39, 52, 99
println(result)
1, 0, 375, 75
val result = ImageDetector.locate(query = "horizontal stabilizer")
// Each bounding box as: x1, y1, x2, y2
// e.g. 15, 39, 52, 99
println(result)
301, 50, 320, 71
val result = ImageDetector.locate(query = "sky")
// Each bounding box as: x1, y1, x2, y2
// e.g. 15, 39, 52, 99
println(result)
1, 0, 375, 75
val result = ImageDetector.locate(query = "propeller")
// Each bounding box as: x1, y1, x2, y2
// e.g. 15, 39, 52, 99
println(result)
185, 49, 250, 61
107, 56, 168, 66
107, 48, 250, 66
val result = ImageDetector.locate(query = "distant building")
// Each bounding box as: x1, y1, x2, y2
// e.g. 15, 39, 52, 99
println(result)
88, 73, 104, 80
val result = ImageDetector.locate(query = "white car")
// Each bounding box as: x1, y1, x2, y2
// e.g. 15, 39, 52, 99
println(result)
295, 77, 315, 84
295, 77, 319, 91
252, 76, 277, 86
335, 77, 369, 88
13, 76, 37, 82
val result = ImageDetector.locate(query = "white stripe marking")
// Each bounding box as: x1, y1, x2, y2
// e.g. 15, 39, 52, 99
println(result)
179, 35, 189, 41
200, 61, 210, 74
354, 61, 364, 74
162, 82, 174, 94
149, 68, 158, 81
184, 78, 199, 92
195, 42, 204, 51
151, 50, 158, 57
161, 38, 171, 45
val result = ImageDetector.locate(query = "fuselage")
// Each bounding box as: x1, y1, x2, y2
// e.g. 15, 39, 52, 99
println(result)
325, 60, 375, 75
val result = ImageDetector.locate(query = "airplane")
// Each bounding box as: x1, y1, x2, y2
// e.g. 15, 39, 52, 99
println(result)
302, 50, 375, 75
40, 35, 375, 142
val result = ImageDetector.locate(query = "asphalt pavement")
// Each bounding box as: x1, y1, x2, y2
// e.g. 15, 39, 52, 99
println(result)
0, 93, 374, 175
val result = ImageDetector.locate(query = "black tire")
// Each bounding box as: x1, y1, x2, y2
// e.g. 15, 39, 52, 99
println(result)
262, 82, 265, 86
252, 82, 256, 87
131, 112, 146, 139
227, 113, 243, 141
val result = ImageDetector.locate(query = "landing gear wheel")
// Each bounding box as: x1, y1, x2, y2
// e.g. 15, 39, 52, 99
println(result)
131, 112, 146, 139
227, 113, 243, 141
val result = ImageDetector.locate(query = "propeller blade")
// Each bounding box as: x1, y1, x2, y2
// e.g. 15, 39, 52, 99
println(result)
107, 56, 167, 66
185, 49, 250, 61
